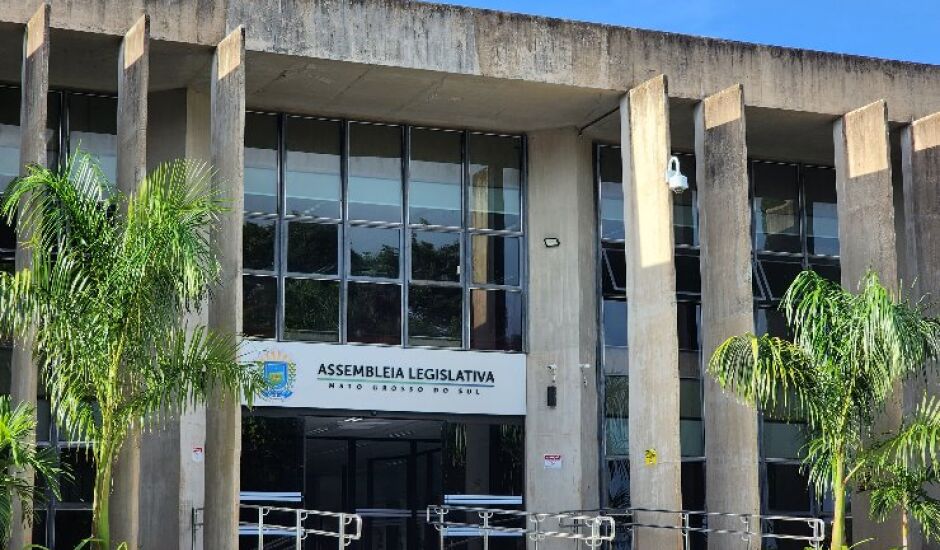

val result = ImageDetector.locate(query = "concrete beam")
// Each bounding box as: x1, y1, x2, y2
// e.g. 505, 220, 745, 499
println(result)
620, 75, 682, 548
834, 100, 900, 550
204, 26, 245, 550
694, 84, 760, 549
111, 14, 149, 550
10, 4, 49, 549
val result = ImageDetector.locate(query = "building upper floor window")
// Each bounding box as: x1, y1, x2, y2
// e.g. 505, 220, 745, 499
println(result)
243, 113, 525, 352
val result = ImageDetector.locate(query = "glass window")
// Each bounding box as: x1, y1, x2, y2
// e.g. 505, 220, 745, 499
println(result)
804, 167, 839, 257
675, 254, 701, 295
411, 231, 460, 282
599, 147, 624, 241
759, 259, 804, 300
0, 87, 20, 194
349, 123, 402, 222
762, 421, 805, 460
602, 243, 626, 295
469, 134, 522, 231
54, 510, 93, 550
243, 275, 276, 338
606, 459, 631, 508
811, 261, 841, 285
673, 154, 698, 246
469, 289, 522, 351
286, 222, 338, 275
755, 307, 789, 339
284, 278, 339, 342
243, 217, 276, 272
677, 302, 700, 351
68, 95, 117, 183
245, 113, 279, 214
470, 234, 520, 286
59, 448, 95, 503
285, 117, 341, 220
680, 379, 704, 458
605, 376, 629, 457
410, 129, 462, 227
349, 226, 400, 278
348, 283, 401, 345
408, 286, 462, 347
241, 416, 303, 491
766, 463, 811, 513
753, 162, 801, 253
681, 461, 706, 510
603, 298, 628, 349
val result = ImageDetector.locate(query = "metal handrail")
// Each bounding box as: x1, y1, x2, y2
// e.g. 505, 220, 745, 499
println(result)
238, 504, 363, 550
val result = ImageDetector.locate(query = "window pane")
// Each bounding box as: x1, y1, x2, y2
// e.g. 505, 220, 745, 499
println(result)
812, 261, 841, 285
284, 278, 339, 342
767, 463, 811, 512
243, 217, 276, 271
348, 283, 401, 345
409, 129, 462, 227
0, 87, 20, 194
606, 459, 630, 508
349, 123, 402, 222
605, 376, 629, 457
59, 448, 95, 503
243, 275, 277, 338
469, 289, 522, 351
760, 259, 803, 300
0, 347, 9, 396
241, 416, 304, 492
672, 154, 698, 246
285, 117, 341, 219
411, 230, 460, 282
54, 510, 93, 550
763, 421, 806, 460
469, 134, 522, 231
602, 242, 626, 295
287, 222, 338, 275
245, 113, 279, 214
680, 379, 704, 458
470, 234, 520, 286
681, 461, 706, 511
804, 166, 839, 256
69, 95, 117, 183
349, 226, 400, 278
677, 302, 699, 351
31, 510, 46, 548
753, 162, 801, 253
755, 307, 789, 339
603, 298, 628, 349
675, 254, 701, 295
408, 286, 462, 347
599, 146, 624, 241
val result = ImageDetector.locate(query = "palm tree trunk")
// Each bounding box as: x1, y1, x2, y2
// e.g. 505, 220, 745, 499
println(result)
93, 449, 113, 550
831, 454, 847, 550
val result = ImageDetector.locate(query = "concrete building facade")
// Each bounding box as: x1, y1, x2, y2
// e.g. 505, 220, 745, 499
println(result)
0, 1, 938, 549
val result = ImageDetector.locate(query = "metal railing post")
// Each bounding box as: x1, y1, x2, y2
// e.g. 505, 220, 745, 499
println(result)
439, 507, 446, 550
258, 506, 265, 550
480, 510, 492, 550
295, 508, 303, 550
338, 512, 346, 550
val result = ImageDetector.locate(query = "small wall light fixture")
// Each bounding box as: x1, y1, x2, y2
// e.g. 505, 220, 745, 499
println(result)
543, 237, 561, 248
666, 156, 689, 194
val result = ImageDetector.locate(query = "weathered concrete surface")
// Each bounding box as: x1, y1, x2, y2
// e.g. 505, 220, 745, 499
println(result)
204, 27, 244, 550
621, 75, 682, 549
525, 127, 598, 545
10, 5, 48, 549
694, 84, 760, 550
111, 15, 149, 550
835, 100, 901, 550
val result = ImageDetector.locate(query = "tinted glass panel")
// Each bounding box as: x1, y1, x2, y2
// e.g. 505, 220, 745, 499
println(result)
349, 123, 402, 222
408, 285, 462, 347
243, 217, 276, 271
607, 459, 630, 508
673, 154, 697, 246
0, 88, 20, 194
69, 95, 117, 183
812, 261, 841, 285
469, 134, 522, 230
755, 307, 789, 339
599, 147, 624, 241
680, 379, 704, 458
285, 117, 341, 219
471, 234, 520, 286
675, 254, 701, 295
412, 230, 460, 282
754, 162, 801, 253
241, 416, 303, 491
349, 226, 400, 278
763, 421, 806, 460
287, 222, 338, 275
244, 113, 279, 213
348, 283, 401, 344
284, 278, 339, 342
54, 510, 93, 550
243, 275, 276, 338
767, 463, 811, 512
804, 166, 839, 256
677, 302, 699, 351
603, 298, 628, 348
760, 259, 804, 300
605, 375, 629, 457
469, 289, 522, 351
59, 448, 95, 503
410, 129, 462, 227
602, 242, 626, 295
681, 461, 706, 510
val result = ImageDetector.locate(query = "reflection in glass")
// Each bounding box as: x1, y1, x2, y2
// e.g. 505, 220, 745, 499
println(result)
244, 113, 279, 213
804, 166, 839, 256
603, 298, 627, 349
760, 259, 804, 300
470, 289, 522, 351
408, 286, 461, 347
285, 117, 342, 219
672, 155, 697, 246
349, 226, 400, 278
243, 275, 276, 338
470, 234, 520, 286
607, 460, 630, 508
243, 217, 276, 271
680, 379, 704, 458
348, 283, 401, 345
599, 147, 624, 241
0, 88, 20, 194
349, 123, 402, 222
241, 416, 304, 491
605, 376, 629, 457
69, 95, 117, 183
602, 243, 627, 295
284, 279, 339, 342
753, 162, 801, 253
287, 222, 338, 274
59, 448, 95, 503
411, 231, 460, 282
410, 129, 462, 227
763, 421, 806, 460
469, 134, 522, 230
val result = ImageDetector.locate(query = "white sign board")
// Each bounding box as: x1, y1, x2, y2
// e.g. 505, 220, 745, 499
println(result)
242, 340, 526, 416
543, 454, 562, 469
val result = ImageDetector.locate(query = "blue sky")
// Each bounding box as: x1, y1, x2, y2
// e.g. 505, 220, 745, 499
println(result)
428, 0, 940, 65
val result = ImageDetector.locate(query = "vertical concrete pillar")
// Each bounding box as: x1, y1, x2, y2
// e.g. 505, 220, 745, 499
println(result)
111, 15, 149, 550
834, 100, 900, 550
694, 85, 760, 549
620, 75, 683, 549
10, 5, 49, 549
204, 27, 245, 550
525, 128, 598, 544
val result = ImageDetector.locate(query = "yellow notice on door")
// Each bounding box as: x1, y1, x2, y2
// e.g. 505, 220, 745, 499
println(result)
644, 448, 658, 466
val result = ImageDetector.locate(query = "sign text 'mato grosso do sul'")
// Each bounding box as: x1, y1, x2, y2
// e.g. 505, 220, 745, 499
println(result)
242, 340, 526, 415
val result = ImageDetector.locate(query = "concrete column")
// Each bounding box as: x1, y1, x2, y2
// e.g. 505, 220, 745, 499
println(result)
694, 85, 760, 549
524, 128, 598, 544
834, 100, 900, 550
901, 112, 940, 550
204, 27, 245, 550
620, 75, 683, 549
111, 15, 149, 550
10, 5, 49, 549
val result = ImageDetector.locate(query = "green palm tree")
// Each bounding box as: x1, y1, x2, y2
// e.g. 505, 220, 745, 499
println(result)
708, 269, 940, 550
0, 153, 265, 549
